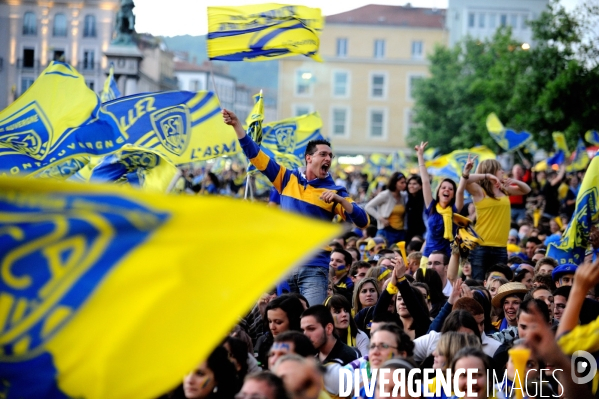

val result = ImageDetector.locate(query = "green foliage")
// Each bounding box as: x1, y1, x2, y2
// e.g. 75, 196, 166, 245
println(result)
410, 0, 599, 153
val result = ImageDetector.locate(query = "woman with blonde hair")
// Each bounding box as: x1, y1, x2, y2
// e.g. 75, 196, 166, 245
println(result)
461, 157, 531, 281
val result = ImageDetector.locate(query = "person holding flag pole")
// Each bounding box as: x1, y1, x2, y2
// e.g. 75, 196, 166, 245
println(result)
222, 108, 369, 307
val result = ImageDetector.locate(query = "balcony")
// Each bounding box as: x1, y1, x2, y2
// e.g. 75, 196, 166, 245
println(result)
17, 58, 40, 71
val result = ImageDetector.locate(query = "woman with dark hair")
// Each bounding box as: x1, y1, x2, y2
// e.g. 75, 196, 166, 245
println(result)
325, 294, 370, 356
254, 294, 305, 368
169, 345, 240, 399
414, 268, 448, 318
365, 171, 408, 244
203, 172, 220, 195
405, 174, 427, 243
415, 142, 465, 270
223, 336, 250, 381
373, 256, 431, 340
461, 157, 531, 281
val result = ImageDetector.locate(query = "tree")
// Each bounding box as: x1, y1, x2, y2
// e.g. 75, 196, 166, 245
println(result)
410, 0, 599, 153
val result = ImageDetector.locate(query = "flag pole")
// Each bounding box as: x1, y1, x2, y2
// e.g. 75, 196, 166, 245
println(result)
208, 61, 222, 109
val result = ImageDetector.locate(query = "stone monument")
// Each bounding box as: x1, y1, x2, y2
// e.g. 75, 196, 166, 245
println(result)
104, 0, 143, 96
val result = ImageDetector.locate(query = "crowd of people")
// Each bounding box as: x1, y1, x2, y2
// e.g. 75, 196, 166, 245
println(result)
158, 109, 598, 399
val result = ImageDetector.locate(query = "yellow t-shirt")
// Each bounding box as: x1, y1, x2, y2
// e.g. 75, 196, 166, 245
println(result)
388, 203, 405, 230
475, 194, 510, 247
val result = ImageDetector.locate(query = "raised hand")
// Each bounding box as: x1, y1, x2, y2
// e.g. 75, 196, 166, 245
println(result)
222, 109, 240, 127
414, 141, 428, 158
448, 278, 463, 305
463, 153, 477, 175
392, 255, 407, 279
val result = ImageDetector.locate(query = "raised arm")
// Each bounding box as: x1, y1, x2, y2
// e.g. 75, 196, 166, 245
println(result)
503, 177, 531, 196
222, 109, 246, 139
456, 153, 477, 212
415, 142, 433, 208
550, 164, 566, 187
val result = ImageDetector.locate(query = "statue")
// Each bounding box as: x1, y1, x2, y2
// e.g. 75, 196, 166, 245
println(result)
112, 0, 136, 45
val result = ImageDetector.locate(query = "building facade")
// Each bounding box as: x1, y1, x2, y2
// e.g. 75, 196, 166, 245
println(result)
446, 0, 549, 48
0, 0, 120, 110
277, 5, 448, 154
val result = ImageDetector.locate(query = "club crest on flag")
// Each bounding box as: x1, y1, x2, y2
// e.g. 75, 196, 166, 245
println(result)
0, 101, 52, 159
268, 122, 297, 153
150, 105, 191, 156
34, 157, 88, 179
0, 191, 168, 362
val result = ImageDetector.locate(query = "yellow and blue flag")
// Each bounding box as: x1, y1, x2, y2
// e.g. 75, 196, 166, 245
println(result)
103, 90, 240, 163
207, 4, 323, 62
0, 176, 340, 398
0, 61, 124, 178
553, 132, 570, 156
486, 113, 533, 152
261, 112, 324, 160
426, 146, 496, 180
568, 138, 590, 172
247, 145, 303, 175
585, 130, 599, 146
245, 91, 264, 147
547, 154, 599, 264
100, 65, 121, 103
369, 153, 392, 168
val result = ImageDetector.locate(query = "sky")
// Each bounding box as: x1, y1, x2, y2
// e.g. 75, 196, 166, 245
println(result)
135, 0, 583, 37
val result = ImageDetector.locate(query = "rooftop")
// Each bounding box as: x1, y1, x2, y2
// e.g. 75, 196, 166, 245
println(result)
326, 4, 446, 29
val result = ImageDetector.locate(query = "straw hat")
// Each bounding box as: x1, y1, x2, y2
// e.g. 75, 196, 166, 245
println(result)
491, 282, 528, 308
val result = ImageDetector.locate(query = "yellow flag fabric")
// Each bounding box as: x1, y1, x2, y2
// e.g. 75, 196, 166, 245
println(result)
552, 132, 570, 156
0, 61, 124, 177
207, 4, 324, 62
426, 146, 496, 180
0, 177, 340, 398
547, 155, 599, 264
261, 112, 324, 159
100, 65, 121, 103
245, 91, 264, 147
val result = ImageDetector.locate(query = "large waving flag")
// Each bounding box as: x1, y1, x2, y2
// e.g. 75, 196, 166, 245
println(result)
261, 112, 324, 159
100, 65, 121, 103
426, 146, 496, 180
547, 155, 599, 264
0, 61, 123, 178
103, 90, 240, 163
486, 113, 533, 152
0, 176, 340, 398
207, 4, 324, 62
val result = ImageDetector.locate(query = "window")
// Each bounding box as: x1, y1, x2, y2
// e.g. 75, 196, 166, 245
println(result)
83, 50, 94, 70
22, 48, 35, 68
411, 41, 423, 59
293, 105, 312, 117
53, 49, 64, 61
369, 109, 386, 138
20, 77, 34, 96
332, 71, 348, 97
336, 38, 347, 57
509, 14, 518, 28
53, 13, 67, 37
23, 12, 37, 36
86, 80, 95, 91
500, 14, 507, 27
522, 14, 529, 29
408, 75, 424, 100
404, 109, 418, 137
83, 15, 96, 37
489, 13, 496, 29
479, 13, 485, 28
371, 73, 386, 98
190, 79, 201, 91
331, 108, 349, 137
295, 70, 313, 96
374, 39, 385, 59
468, 13, 475, 27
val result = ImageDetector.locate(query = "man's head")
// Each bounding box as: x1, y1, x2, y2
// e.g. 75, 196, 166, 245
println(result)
553, 286, 571, 321
525, 237, 541, 259
427, 251, 448, 282
349, 261, 371, 284
484, 263, 514, 283
329, 249, 351, 279
552, 263, 577, 287
239, 372, 289, 399
365, 237, 386, 256
304, 139, 333, 180
268, 331, 316, 369
407, 252, 422, 275
300, 305, 335, 352
517, 298, 550, 340
272, 355, 323, 399
535, 257, 558, 276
